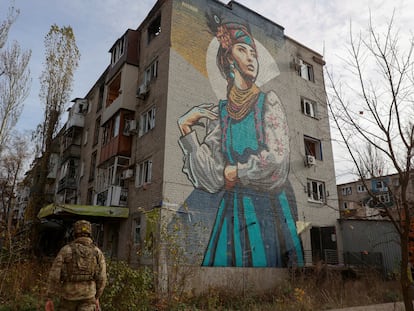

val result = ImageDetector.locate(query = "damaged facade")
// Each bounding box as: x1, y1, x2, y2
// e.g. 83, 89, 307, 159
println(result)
24, 0, 341, 292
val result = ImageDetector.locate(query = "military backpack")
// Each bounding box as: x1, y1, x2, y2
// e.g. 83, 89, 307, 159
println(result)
63, 242, 99, 282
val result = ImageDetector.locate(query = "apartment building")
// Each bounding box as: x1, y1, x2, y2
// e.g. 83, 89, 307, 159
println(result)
337, 175, 402, 220
34, 0, 340, 292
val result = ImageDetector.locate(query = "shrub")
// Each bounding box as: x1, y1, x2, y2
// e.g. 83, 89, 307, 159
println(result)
99, 260, 154, 311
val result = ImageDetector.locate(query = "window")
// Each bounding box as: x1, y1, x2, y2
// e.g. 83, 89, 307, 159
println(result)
77, 101, 88, 114
134, 217, 141, 244
357, 184, 367, 192
93, 117, 101, 146
298, 59, 314, 81
301, 97, 317, 118
139, 106, 156, 136
102, 123, 110, 145
89, 152, 97, 181
60, 161, 68, 179
377, 193, 390, 204
111, 36, 125, 65
97, 84, 104, 112
304, 136, 322, 160
341, 186, 352, 196
307, 179, 326, 203
148, 15, 161, 43
68, 159, 76, 178
106, 73, 121, 107
87, 188, 94, 205
144, 60, 158, 86
373, 180, 388, 191
123, 113, 136, 136
135, 159, 152, 187
343, 202, 348, 209
113, 114, 120, 137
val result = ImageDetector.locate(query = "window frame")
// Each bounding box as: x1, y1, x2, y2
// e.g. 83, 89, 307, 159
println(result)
341, 186, 352, 196
374, 180, 388, 192
111, 36, 126, 65
304, 135, 323, 161
134, 217, 141, 245
144, 60, 158, 86
307, 179, 326, 203
147, 15, 161, 44
301, 97, 317, 118
357, 184, 367, 193
93, 117, 101, 146
376, 193, 391, 204
89, 151, 97, 181
298, 59, 314, 82
139, 106, 156, 136
113, 114, 120, 137
135, 159, 153, 187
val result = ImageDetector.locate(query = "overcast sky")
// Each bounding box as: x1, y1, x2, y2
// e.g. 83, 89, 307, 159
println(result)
2, 0, 413, 183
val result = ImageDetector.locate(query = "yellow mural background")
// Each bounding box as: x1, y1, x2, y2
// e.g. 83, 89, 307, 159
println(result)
171, 1, 283, 81
171, 1, 213, 78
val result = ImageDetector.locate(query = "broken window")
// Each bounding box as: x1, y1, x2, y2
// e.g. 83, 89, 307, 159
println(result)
148, 15, 161, 43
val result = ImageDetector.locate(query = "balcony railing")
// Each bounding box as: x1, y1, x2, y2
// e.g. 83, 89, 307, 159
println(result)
66, 112, 84, 129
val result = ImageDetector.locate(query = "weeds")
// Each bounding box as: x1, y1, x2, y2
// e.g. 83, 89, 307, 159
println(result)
0, 260, 402, 310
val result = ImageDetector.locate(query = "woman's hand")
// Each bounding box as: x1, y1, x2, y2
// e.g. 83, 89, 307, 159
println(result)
178, 103, 218, 136
224, 164, 238, 189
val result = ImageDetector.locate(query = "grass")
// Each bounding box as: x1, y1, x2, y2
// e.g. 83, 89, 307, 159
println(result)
0, 259, 402, 311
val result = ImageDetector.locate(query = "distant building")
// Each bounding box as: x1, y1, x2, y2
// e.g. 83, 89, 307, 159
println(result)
337, 174, 402, 220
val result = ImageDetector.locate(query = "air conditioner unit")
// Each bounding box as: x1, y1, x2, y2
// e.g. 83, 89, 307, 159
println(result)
121, 169, 134, 179
307, 155, 316, 166
136, 83, 149, 99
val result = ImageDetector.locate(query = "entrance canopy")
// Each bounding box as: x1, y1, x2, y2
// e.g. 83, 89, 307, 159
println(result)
38, 203, 129, 219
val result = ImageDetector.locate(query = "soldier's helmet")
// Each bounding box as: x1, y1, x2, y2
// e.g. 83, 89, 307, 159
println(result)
73, 220, 92, 236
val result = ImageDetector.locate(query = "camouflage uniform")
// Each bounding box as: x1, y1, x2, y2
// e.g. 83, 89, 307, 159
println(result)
47, 221, 107, 311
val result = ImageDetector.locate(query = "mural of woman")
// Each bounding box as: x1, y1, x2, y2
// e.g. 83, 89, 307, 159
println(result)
177, 15, 304, 268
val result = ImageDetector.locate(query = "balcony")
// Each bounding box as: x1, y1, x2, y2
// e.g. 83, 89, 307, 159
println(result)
66, 111, 85, 129
96, 185, 128, 207
102, 66, 138, 124
57, 176, 77, 193
62, 144, 81, 162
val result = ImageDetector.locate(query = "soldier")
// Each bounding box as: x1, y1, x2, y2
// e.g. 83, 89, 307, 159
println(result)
46, 220, 107, 311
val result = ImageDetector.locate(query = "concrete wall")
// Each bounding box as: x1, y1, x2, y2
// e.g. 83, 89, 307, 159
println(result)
176, 266, 289, 295
339, 219, 400, 275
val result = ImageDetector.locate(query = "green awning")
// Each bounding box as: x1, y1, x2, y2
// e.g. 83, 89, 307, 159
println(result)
38, 203, 129, 219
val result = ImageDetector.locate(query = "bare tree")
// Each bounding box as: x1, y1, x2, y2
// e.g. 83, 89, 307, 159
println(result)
0, 4, 31, 152
0, 3, 18, 50
356, 142, 388, 179
0, 42, 31, 150
327, 12, 414, 310
25, 24, 80, 226
0, 133, 31, 247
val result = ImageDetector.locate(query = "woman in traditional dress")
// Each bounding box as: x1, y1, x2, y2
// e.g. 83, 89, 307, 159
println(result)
178, 17, 303, 267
